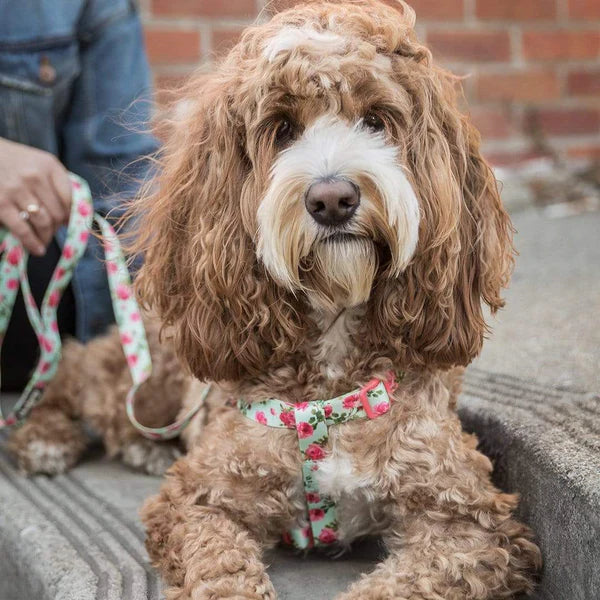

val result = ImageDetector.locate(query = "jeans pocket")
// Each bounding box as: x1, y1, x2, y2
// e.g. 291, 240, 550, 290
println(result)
0, 39, 80, 152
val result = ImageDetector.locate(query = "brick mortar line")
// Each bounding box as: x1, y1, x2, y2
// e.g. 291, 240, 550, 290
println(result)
482, 134, 600, 152
412, 19, 600, 29
441, 61, 600, 72
556, 0, 569, 21
143, 17, 257, 28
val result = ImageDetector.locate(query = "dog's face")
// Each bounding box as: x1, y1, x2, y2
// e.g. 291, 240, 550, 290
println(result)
134, 0, 514, 381
252, 30, 420, 310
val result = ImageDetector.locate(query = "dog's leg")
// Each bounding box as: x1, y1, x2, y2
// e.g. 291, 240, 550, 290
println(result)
142, 445, 279, 600
7, 342, 88, 475
337, 451, 541, 600
338, 508, 540, 600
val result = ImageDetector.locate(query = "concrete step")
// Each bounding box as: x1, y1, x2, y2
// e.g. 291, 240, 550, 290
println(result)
1, 369, 598, 599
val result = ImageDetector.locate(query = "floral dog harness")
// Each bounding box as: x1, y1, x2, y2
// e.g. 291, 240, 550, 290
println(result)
238, 371, 399, 550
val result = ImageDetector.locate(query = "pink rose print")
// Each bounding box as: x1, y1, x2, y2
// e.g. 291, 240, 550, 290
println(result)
48, 290, 60, 308
270, 408, 276, 416
305, 443, 325, 460
309, 508, 325, 521
116, 284, 131, 300
130, 312, 141, 322
127, 354, 138, 367
107, 261, 118, 274
306, 492, 320, 504
5, 416, 17, 427
323, 404, 333, 417
318, 528, 337, 544
374, 402, 390, 415
256, 411, 267, 425
78, 201, 91, 217
38, 336, 53, 353
79, 231, 89, 244
72, 181, 82, 190
63, 245, 74, 259
54, 267, 65, 280
120, 333, 133, 345
279, 410, 296, 427
6, 279, 18, 290
296, 402, 309, 410
39, 362, 51, 373
7, 247, 21, 266
343, 394, 360, 409
51, 321, 59, 333
296, 421, 314, 439
104, 241, 113, 253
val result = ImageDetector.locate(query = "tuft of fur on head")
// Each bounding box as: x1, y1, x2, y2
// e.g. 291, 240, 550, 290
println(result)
129, 0, 514, 382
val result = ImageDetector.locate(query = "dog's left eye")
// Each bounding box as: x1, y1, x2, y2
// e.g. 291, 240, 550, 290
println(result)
364, 113, 385, 132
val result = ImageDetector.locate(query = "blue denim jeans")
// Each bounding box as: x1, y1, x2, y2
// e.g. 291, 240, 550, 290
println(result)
0, 0, 157, 342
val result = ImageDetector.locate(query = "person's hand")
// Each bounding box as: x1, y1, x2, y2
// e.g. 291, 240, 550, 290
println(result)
0, 138, 72, 256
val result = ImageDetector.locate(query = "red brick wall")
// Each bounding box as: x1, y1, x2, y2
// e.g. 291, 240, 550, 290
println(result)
140, 0, 600, 165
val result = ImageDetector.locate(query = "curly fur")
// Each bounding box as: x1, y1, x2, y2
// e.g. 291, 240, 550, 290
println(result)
8, 319, 189, 476
8, 1, 540, 598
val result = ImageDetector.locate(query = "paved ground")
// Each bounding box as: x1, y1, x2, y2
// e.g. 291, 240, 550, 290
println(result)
475, 209, 600, 392
0, 208, 598, 600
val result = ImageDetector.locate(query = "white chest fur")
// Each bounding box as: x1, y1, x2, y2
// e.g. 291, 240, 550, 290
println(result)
314, 448, 388, 545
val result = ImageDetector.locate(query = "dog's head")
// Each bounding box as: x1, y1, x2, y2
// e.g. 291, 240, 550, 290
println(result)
134, 0, 514, 381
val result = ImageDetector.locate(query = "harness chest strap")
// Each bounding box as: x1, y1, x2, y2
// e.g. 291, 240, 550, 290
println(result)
238, 371, 399, 549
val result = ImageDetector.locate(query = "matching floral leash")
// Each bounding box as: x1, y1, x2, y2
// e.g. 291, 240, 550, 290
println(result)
0, 174, 204, 439
238, 370, 401, 549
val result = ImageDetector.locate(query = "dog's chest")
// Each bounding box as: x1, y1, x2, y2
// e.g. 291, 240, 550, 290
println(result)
311, 309, 363, 380
311, 448, 389, 544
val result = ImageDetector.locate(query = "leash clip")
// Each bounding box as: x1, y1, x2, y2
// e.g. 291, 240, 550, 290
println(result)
14, 387, 43, 422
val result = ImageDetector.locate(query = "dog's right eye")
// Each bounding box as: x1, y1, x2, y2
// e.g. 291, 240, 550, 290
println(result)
275, 118, 295, 146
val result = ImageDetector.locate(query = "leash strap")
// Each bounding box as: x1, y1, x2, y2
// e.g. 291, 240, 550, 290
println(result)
0, 174, 205, 439
238, 371, 399, 549
0, 175, 93, 425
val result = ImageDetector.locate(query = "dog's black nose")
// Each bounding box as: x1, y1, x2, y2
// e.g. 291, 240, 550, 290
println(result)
305, 180, 360, 227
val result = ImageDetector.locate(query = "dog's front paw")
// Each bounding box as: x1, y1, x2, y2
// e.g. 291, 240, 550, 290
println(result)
8, 416, 87, 475
12, 439, 84, 475
121, 438, 182, 476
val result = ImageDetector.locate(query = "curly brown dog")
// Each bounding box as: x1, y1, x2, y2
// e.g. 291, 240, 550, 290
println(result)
136, 1, 540, 598
9, 1, 541, 598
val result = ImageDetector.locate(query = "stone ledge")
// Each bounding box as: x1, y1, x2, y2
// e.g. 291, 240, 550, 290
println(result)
1, 370, 598, 599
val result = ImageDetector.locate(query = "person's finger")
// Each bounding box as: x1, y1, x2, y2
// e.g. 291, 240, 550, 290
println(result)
16, 198, 54, 248
47, 159, 72, 221
34, 184, 66, 229
0, 206, 45, 256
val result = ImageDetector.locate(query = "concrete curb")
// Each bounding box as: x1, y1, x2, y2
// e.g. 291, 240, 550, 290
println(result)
1, 369, 598, 599
460, 369, 600, 600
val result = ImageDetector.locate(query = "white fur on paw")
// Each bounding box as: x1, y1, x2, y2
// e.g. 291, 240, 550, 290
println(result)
121, 439, 181, 476
20, 441, 76, 475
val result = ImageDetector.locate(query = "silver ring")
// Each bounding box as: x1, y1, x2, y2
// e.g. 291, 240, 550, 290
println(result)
18, 210, 30, 222
26, 203, 40, 215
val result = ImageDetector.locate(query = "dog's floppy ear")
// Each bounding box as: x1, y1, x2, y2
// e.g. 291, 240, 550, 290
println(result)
133, 72, 302, 382
368, 63, 514, 369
